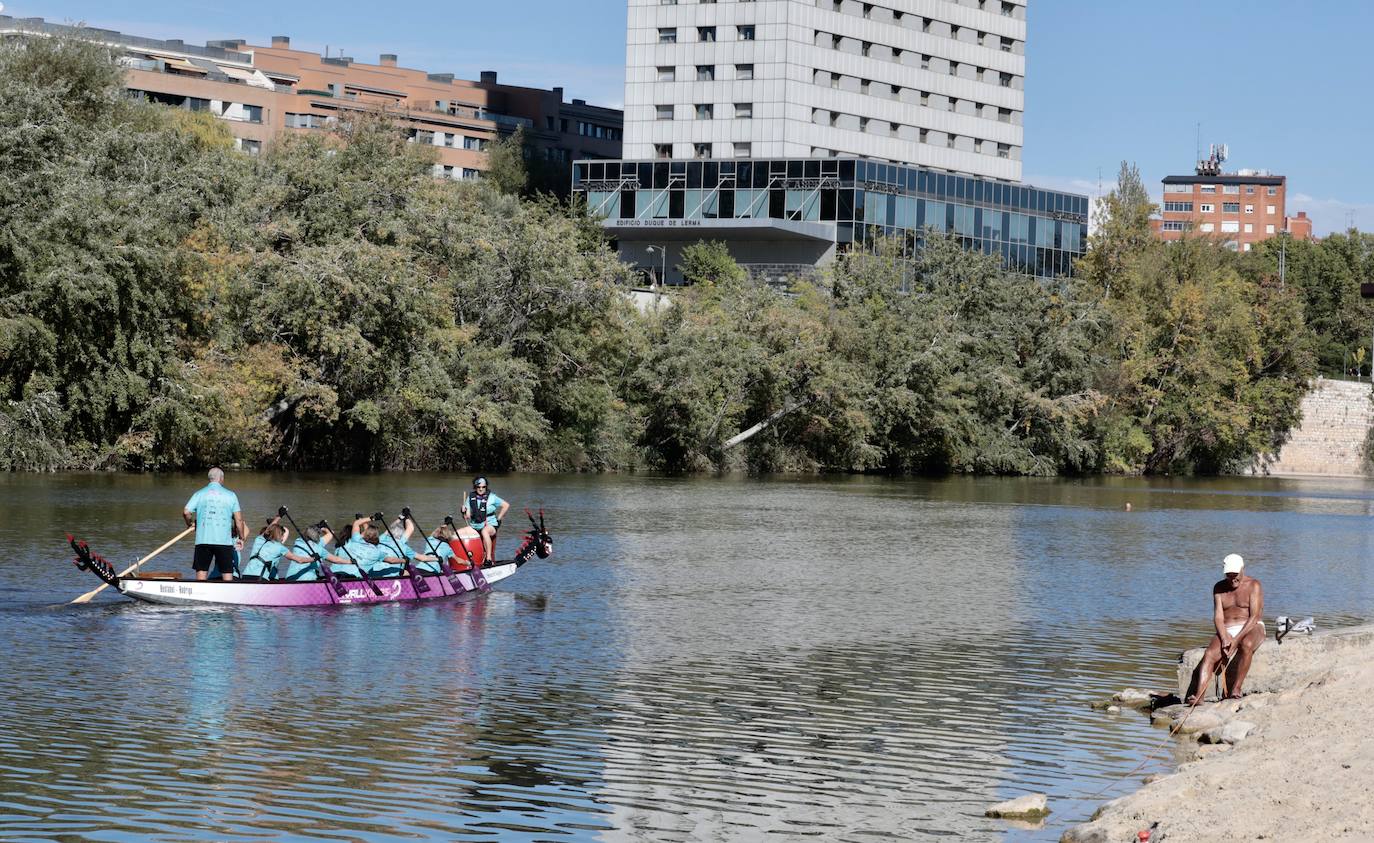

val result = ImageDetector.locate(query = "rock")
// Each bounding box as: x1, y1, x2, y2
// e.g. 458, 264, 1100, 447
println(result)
1112, 688, 1156, 709
985, 793, 1050, 819
1142, 773, 1168, 784
1176, 710, 1225, 734
1194, 743, 1233, 759
1059, 824, 1111, 843
1151, 704, 1188, 725
1106, 705, 1121, 714
1240, 695, 1270, 711
1218, 720, 1257, 744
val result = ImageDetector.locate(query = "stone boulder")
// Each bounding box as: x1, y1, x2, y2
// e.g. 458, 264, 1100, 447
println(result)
985, 793, 1050, 819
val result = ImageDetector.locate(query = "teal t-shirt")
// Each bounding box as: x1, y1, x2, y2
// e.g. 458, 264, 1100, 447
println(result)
283, 538, 329, 581
185, 483, 241, 546
464, 492, 505, 529
380, 533, 416, 561
243, 540, 288, 579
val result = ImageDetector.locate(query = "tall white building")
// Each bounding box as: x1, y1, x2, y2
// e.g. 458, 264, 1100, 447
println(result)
623, 0, 1027, 181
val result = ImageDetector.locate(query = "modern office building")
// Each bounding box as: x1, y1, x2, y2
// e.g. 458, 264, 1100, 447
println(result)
577, 0, 1087, 283
1154, 146, 1314, 250
0, 16, 623, 181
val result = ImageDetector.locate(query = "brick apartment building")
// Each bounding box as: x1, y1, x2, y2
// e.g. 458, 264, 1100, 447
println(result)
1154, 149, 1314, 250
0, 16, 623, 184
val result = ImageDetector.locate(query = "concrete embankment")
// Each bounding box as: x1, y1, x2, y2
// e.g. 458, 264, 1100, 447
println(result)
1249, 378, 1372, 476
1065, 624, 1374, 842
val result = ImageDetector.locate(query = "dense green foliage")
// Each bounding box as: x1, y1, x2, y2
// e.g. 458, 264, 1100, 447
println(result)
0, 42, 1350, 475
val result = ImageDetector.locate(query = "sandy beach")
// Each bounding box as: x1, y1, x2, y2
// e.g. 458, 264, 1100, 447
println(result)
1064, 625, 1374, 842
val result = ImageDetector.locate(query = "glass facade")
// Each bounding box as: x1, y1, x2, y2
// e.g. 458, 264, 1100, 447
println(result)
573, 158, 1088, 279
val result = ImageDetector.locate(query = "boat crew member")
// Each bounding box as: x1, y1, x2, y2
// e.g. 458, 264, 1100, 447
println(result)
377, 516, 439, 577
431, 522, 481, 571
282, 523, 334, 582
182, 467, 249, 582
348, 520, 407, 577
462, 476, 509, 564
241, 523, 314, 581
1185, 554, 1266, 704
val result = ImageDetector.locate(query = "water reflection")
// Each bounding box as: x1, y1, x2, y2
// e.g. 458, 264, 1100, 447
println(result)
0, 472, 1371, 840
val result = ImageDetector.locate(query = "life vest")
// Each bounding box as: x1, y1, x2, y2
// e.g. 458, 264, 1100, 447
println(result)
467, 492, 489, 524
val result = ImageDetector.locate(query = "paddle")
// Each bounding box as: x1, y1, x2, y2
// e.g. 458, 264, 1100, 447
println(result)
278, 507, 348, 598
401, 507, 465, 596
375, 511, 431, 596
445, 515, 492, 593
69, 525, 193, 604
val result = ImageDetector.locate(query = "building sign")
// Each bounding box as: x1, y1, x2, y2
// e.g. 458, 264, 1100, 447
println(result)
582, 179, 640, 192
784, 177, 840, 191
614, 219, 705, 228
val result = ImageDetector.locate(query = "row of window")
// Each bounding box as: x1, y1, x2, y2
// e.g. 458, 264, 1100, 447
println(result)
819, 0, 1021, 22
657, 63, 753, 81
820, 1, 1022, 51
657, 102, 753, 119
813, 30, 1020, 87
1167, 184, 1279, 196
412, 130, 490, 151
653, 142, 753, 159
577, 121, 623, 140
436, 164, 483, 181
813, 69, 1019, 123
1167, 202, 1279, 216
1163, 221, 1278, 235
810, 107, 1013, 156
657, 25, 753, 42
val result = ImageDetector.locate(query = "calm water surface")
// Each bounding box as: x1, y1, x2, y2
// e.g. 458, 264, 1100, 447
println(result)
2, 473, 1373, 841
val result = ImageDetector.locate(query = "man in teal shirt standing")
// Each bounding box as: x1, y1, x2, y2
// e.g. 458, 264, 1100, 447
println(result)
182, 467, 248, 582
462, 476, 509, 564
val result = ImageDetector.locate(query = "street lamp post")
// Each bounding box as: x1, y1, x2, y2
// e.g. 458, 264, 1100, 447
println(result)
645, 245, 667, 289
1360, 282, 1374, 382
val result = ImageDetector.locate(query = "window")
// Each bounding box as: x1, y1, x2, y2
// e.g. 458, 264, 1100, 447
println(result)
734, 142, 751, 158
999, 72, 1013, 87
658, 27, 677, 43
1221, 220, 1240, 233
1267, 186, 1278, 195
698, 26, 716, 42
697, 65, 715, 81
1245, 204, 1254, 214
859, 117, 870, 133
695, 103, 713, 119
657, 65, 676, 81
920, 54, 930, 70
734, 102, 752, 119
1266, 224, 1276, 234
656, 104, 674, 120
1243, 243, 1252, 252
1002, 1, 1015, 15
1223, 185, 1240, 194
463, 136, 488, 150
947, 134, 957, 149
1244, 223, 1254, 233
1246, 186, 1256, 195
661, 0, 676, 4
829, 72, 841, 88
947, 97, 957, 112
736, 63, 754, 80
861, 42, 872, 57
1266, 205, 1276, 215
1200, 222, 1215, 232
1200, 203, 1214, 213
998, 107, 1012, 123
238, 139, 261, 155
1161, 221, 1188, 231
655, 143, 672, 159
462, 168, 481, 180
997, 142, 1010, 159
1200, 184, 1216, 193
1001, 36, 1014, 53
1163, 201, 1193, 213
1222, 202, 1240, 213
948, 61, 958, 76
694, 142, 711, 158
738, 25, 755, 41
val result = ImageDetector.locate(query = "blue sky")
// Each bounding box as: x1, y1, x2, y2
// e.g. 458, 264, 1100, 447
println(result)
6, 0, 1368, 234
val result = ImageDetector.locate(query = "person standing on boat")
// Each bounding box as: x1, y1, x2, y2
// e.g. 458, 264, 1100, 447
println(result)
462, 476, 509, 564
182, 467, 248, 582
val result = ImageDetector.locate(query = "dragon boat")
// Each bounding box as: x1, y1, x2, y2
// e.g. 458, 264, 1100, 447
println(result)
69, 509, 552, 607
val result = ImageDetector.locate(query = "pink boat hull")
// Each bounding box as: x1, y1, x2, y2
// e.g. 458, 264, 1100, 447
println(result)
115, 564, 519, 606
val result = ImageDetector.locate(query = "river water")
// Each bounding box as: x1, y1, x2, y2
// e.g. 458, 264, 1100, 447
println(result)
2, 472, 1372, 841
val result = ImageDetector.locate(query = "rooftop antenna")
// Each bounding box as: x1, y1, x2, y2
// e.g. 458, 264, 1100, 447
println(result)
1197, 142, 1227, 177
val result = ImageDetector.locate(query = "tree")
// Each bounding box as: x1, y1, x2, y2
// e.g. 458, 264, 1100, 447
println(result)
484, 127, 529, 196
677, 241, 748, 287
1075, 161, 1157, 298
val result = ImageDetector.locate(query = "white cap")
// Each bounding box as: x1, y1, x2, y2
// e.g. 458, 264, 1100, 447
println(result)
1223, 553, 1245, 574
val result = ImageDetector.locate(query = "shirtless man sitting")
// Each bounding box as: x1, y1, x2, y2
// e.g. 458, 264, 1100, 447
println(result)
1185, 553, 1266, 704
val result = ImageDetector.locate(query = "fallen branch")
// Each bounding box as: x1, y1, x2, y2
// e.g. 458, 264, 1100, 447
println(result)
723, 395, 817, 450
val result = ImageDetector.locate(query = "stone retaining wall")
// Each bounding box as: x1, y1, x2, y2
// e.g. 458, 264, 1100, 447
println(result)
1249, 378, 1372, 476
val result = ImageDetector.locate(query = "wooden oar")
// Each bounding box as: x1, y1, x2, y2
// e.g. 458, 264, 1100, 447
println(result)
69, 526, 193, 604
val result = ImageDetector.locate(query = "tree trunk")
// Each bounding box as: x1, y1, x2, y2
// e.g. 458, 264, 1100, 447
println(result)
722, 396, 815, 450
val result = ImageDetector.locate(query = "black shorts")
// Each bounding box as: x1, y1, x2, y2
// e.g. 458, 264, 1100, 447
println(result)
193, 544, 235, 573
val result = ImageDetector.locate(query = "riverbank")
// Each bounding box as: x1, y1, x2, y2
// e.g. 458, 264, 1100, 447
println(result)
1065, 624, 1374, 841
